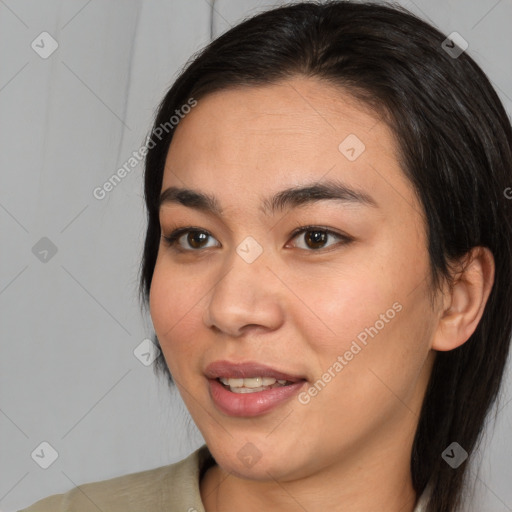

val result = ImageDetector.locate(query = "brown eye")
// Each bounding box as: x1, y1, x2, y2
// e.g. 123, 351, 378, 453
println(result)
186, 231, 209, 249
304, 230, 328, 249
162, 228, 220, 251
290, 227, 353, 251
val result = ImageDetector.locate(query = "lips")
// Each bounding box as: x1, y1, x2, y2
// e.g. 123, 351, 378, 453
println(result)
204, 360, 306, 382
204, 360, 308, 417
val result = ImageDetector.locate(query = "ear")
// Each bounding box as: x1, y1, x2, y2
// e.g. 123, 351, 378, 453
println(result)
432, 246, 495, 351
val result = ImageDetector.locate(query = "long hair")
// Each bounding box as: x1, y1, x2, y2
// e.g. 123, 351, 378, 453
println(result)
138, 2, 512, 511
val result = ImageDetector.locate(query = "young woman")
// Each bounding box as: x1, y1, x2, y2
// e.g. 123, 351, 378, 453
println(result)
20, 1, 512, 511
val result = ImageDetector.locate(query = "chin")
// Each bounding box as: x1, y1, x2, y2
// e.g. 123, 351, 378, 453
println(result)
207, 436, 309, 482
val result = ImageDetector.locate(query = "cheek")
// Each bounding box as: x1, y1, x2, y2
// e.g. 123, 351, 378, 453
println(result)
149, 260, 205, 363
332, 289, 433, 402
303, 303, 432, 442
291, 262, 394, 355
148, 262, 173, 335
295, 246, 431, 388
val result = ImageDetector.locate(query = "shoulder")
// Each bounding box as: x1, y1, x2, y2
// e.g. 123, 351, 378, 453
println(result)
18, 445, 213, 512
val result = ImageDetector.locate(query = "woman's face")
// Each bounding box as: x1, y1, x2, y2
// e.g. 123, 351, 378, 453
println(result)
149, 77, 439, 481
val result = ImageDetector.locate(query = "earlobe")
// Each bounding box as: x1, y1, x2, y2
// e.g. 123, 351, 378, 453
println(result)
432, 246, 495, 352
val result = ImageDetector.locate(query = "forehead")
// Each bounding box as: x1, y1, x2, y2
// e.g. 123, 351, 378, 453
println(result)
162, 77, 415, 216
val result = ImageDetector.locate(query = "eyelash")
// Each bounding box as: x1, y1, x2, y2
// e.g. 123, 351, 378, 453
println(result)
161, 225, 354, 253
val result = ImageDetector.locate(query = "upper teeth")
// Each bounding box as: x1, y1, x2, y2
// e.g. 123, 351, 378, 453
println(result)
219, 377, 288, 388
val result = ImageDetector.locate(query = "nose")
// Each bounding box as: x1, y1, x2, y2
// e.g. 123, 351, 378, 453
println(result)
202, 246, 285, 338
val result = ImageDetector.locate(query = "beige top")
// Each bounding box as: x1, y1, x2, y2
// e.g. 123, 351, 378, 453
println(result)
19, 444, 430, 511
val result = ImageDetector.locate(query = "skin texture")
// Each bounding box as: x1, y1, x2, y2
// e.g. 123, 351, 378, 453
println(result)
149, 77, 495, 512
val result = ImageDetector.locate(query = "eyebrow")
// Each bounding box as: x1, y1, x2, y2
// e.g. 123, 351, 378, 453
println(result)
158, 179, 378, 216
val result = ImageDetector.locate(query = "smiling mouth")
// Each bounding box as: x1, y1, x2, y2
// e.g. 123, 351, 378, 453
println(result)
217, 376, 296, 393
206, 362, 308, 416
